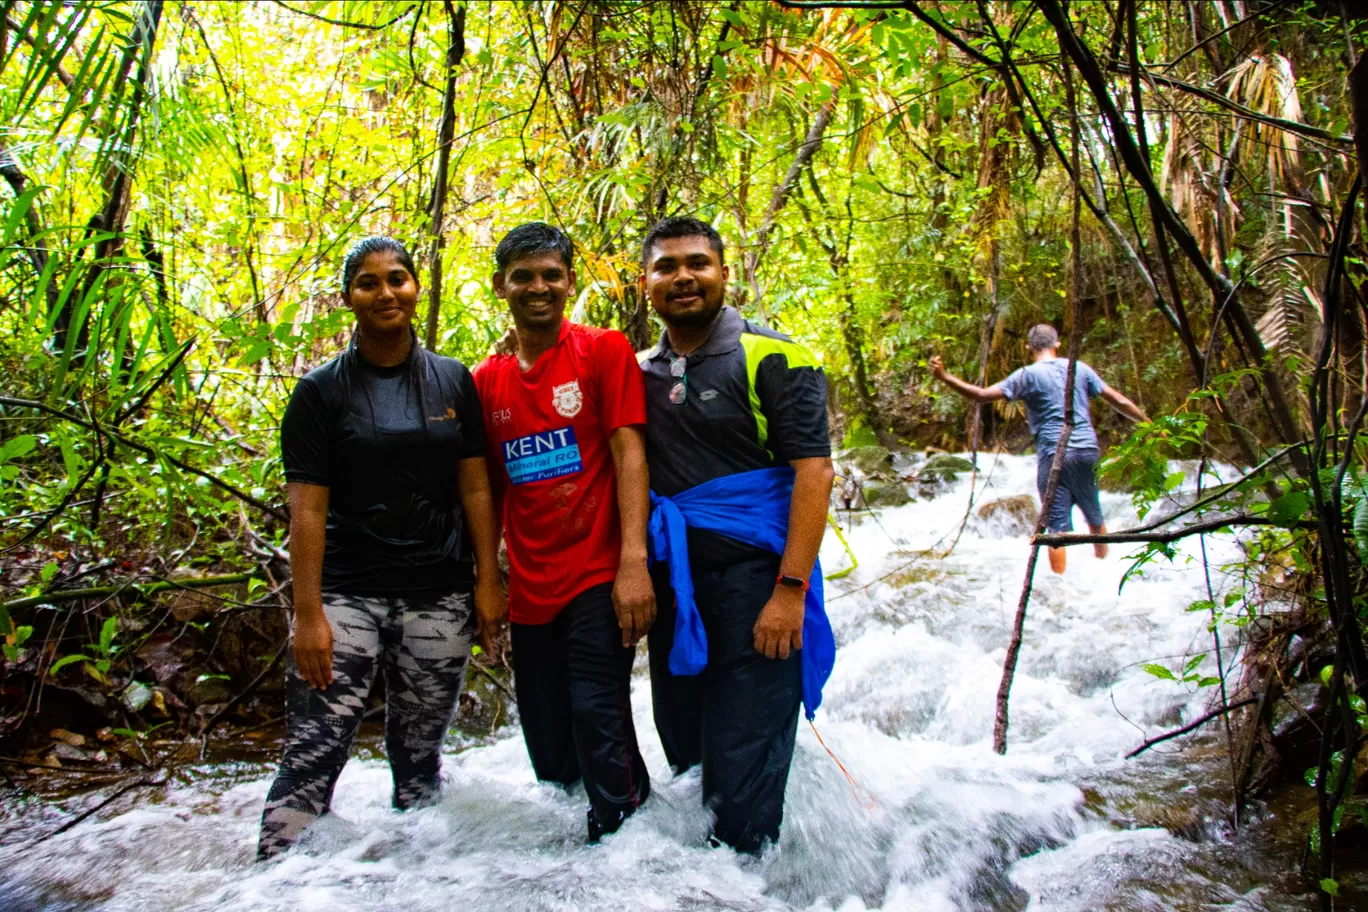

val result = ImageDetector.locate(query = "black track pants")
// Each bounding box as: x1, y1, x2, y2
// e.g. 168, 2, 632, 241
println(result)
258, 589, 473, 859
648, 553, 802, 854
510, 582, 650, 838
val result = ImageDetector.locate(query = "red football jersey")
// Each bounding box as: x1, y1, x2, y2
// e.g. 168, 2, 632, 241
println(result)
472, 320, 646, 624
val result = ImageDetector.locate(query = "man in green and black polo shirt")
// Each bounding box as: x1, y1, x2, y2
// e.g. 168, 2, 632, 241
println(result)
637, 216, 835, 853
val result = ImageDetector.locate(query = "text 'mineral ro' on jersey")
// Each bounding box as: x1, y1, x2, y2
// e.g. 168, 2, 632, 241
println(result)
503, 426, 583, 485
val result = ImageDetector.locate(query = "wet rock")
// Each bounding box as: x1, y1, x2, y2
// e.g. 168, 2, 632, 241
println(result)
187, 677, 233, 706
977, 495, 1038, 536
863, 480, 912, 507
908, 453, 977, 498
1272, 682, 1327, 738
841, 445, 895, 478
50, 742, 92, 763
922, 453, 976, 478
1271, 682, 1331, 779
1133, 803, 1207, 842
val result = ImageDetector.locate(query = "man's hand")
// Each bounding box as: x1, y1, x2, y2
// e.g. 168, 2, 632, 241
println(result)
612, 560, 656, 647
293, 609, 334, 690
929, 354, 947, 381
473, 575, 508, 657
753, 585, 805, 660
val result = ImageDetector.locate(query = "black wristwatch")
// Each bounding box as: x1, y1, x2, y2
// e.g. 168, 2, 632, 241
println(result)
776, 574, 810, 592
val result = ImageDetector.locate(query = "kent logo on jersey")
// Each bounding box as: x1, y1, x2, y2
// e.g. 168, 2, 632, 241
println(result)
502, 426, 583, 485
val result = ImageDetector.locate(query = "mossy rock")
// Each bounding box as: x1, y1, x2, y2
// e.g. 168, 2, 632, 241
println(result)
841, 445, 895, 477
977, 495, 1038, 535
187, 677, 233, 706
863, 480, 912, 507
918, 453, 976, 484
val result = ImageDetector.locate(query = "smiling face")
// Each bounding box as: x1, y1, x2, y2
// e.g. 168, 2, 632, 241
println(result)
493, 250, 575, 333
343, 250, 419, 336
640, 234, 729, 329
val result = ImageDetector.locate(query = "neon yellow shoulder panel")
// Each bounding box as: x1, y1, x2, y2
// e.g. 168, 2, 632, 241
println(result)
738, 332, 819, 451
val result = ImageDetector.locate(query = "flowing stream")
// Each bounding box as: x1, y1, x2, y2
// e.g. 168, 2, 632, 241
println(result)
0, 454, 1316, 911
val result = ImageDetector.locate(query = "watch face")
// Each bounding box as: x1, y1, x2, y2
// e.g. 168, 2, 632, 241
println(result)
779, 575, 804, 588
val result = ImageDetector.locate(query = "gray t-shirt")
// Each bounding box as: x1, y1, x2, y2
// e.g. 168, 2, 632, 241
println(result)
996, 358, 1105, 456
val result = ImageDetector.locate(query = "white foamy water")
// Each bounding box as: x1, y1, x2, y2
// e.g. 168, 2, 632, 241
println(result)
0, 454, 1311, 911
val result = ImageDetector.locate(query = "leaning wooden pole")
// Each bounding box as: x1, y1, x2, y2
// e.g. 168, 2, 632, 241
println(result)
424, 0, 465, 352
992, 49, 1085, 756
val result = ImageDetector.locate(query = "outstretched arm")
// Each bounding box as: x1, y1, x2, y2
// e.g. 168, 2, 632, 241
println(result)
928, 355, 1007, 404
1100, 385, 1149, 423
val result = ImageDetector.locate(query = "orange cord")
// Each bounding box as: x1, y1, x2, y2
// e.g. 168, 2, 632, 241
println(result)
809, 719, 875, 810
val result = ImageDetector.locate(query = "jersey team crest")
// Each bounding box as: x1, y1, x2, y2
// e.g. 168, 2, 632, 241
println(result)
552, 380, 583, 418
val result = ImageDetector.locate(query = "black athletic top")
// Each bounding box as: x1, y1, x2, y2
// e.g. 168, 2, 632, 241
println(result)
639, 306, 830, 566
281, 344, 484, 596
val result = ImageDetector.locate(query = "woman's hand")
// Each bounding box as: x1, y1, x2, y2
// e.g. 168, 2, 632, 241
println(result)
473, 575, 508, 657
293, 608, 334, 690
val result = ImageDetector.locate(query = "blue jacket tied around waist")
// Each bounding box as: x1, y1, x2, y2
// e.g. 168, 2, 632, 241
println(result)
647, 467, 836, 719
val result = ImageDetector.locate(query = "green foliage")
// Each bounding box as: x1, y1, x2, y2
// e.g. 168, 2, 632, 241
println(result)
48, 616, 120, 684
1141, 652, 1221, 689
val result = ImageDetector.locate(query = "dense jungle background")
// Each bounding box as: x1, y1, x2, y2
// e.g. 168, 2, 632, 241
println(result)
3, 0, 1368, 907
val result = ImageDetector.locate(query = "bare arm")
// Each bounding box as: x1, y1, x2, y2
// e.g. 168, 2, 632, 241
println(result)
458, 456, 508, 652
1100, 385, 1149, 423
288, 482, 332, 690
928, 355, 1007, 404
754, 455, 836, 660
609, 424, 655, 647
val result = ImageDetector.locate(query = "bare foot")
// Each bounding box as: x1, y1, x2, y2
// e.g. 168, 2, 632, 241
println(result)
1048, 546, 1067, 574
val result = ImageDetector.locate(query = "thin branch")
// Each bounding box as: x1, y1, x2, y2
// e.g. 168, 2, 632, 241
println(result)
198, 637, 287, 740
1125, 695, 1261, 758
1, 573, 263, 614
993, 43, 1084, 756
1034, 513, 1311, 547
22, 774, 165, 848
776, 0, 905, 7
1113, 63, 1353, 147
0, 397, 287, 522
269, 0, 417, 30
902, 1, 999, 67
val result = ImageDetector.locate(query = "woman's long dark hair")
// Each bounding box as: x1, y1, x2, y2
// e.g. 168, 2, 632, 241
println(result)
339, 236, 432, 434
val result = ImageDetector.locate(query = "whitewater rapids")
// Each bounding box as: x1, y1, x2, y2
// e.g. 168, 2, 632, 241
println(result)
0, 454, 1312, 911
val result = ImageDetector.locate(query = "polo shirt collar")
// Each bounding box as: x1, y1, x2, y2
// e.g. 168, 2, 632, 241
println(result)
646, 305, 744, 362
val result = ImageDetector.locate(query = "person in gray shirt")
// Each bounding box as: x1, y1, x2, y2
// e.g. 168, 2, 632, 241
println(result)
929, 324, 1147, 573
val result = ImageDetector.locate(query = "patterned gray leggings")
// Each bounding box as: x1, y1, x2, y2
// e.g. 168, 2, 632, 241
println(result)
257, 589, 474, 859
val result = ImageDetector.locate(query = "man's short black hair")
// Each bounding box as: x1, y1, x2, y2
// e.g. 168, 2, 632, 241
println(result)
495, 222, 575, 272
641, 216, 725, 266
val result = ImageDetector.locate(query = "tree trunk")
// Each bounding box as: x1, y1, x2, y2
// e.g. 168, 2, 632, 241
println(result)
60, 0, 164, 356
424, 0, 466, 352
742, 97, 837, 319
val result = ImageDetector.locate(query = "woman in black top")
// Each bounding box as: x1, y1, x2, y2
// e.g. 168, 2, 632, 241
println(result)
258, 237, 506, 858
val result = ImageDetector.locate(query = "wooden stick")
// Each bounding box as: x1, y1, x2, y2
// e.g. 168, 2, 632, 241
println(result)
1033, 514, 1313, 547
1125, 696, 1261, 758
993, 37, 1084, 756
1, 572, 260, 613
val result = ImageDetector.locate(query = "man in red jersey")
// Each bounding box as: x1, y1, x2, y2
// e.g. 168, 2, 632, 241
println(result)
473, 222, 655, 841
